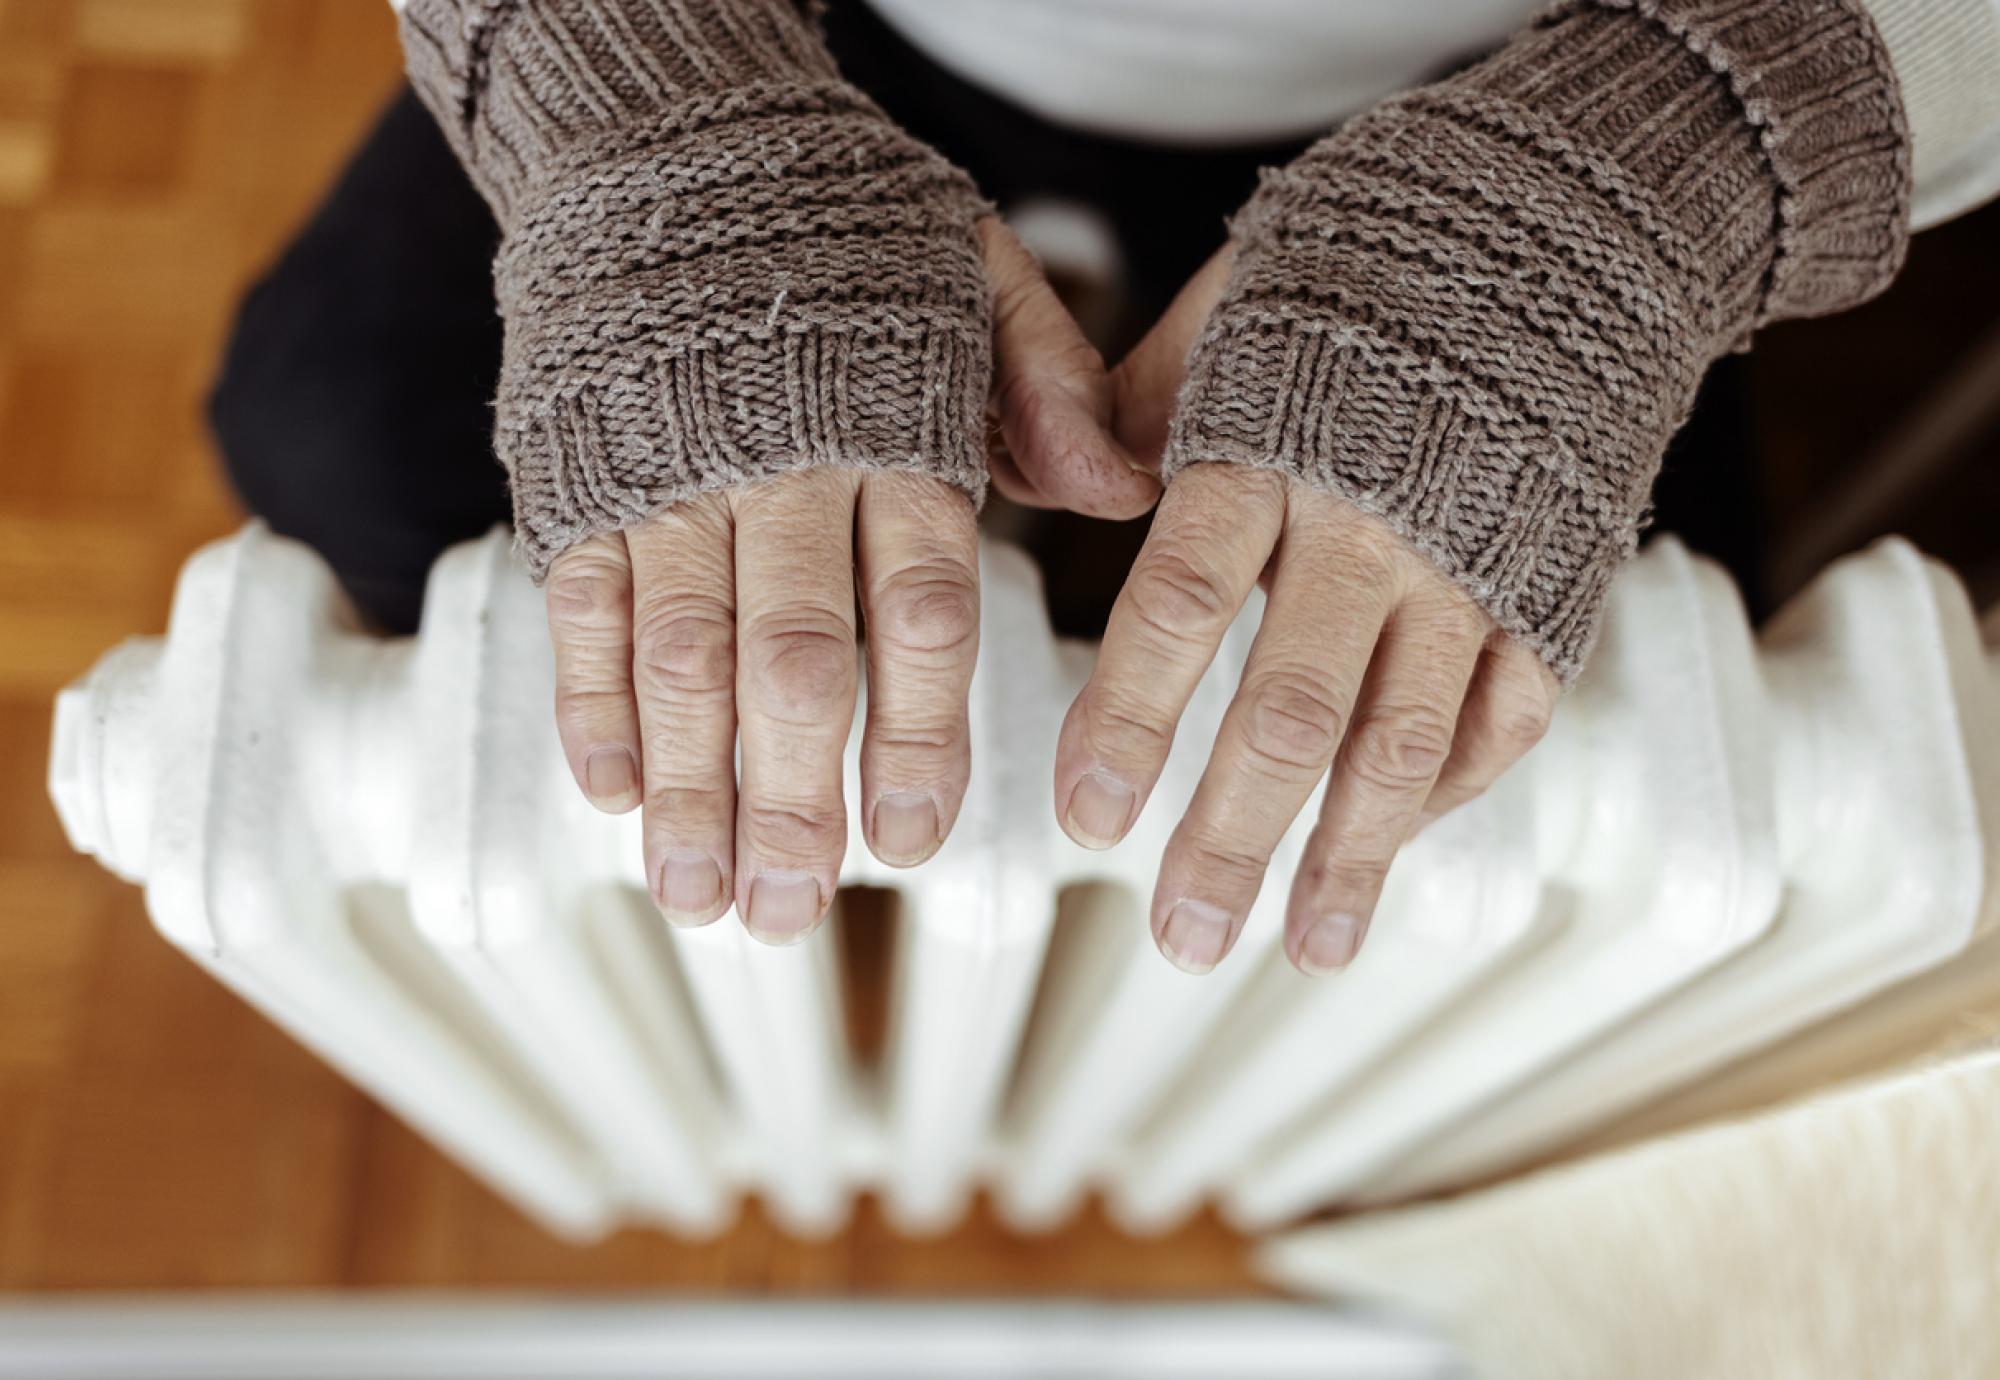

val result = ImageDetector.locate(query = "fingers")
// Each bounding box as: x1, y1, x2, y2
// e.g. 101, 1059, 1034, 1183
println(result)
547, 533, 644, 813
624, 498, 738, 927
855, 473, 981, 867
1054, 463, 1285, 852
1109, 245, 1235, 468
1419, 633, 1558, 826
730, 470, 862, 945
1147, 501, 1395, 974
980, 217, 1160, 519
1285, 583, 1487, 975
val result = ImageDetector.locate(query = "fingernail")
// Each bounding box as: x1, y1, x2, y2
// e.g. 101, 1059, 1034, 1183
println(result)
1298, 912, 1367, 975
584, 747, 638, 805
655, 849, 723, 924
745, 869, 823, 946
872, 791, 940, 866
1065, 770, 1136, 848
1160, 899, 1232, 975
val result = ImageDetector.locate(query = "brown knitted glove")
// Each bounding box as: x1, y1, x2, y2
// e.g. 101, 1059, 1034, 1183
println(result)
398, 0, 992, 577
1163, 0, 1912, 682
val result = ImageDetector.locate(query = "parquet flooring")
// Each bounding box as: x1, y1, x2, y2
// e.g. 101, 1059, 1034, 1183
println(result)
3, 0, 1997, 1297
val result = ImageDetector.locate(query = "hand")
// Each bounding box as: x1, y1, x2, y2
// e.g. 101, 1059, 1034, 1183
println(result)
546, 218, 1157, 946
1058, 249, 1560, 976
977, 220, 1163, 517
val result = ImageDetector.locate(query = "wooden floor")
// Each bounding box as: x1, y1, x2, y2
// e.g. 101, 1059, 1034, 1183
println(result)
0, 0, 1261, 1293
3, 0, 1997, 1296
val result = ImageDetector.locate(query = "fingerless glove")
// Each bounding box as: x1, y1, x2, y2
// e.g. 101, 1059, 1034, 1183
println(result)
399, 0, 992, 576
1164, 0, 1911, 681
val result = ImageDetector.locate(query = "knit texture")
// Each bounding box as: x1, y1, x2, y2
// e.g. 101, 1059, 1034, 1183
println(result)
398, 0, 992, 577
1164, 0, 1912, 682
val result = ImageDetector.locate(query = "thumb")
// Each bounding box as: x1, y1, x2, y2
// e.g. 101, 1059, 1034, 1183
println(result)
979, 217, 1160, 520
1110, 244, 1236, 470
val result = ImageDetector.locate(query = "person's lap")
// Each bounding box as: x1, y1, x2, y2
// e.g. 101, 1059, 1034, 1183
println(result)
208, 85, 507, 635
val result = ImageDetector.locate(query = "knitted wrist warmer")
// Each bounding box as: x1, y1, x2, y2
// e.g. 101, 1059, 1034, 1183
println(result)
398, 0, 992, 577
1163, 0, 1911, 682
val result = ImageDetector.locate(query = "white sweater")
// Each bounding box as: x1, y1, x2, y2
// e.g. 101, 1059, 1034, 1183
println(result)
864, 0, 2000, 231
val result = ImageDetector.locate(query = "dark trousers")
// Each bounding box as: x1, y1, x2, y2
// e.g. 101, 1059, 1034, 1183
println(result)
208, 1, 1763, 638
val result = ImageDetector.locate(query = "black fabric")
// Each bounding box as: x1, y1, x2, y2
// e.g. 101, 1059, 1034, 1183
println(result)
210, 87, 506, 634
208, 0, 1763, 635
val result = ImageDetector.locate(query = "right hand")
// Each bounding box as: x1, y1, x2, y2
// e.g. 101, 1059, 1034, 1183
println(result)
546, 219, 1159, 945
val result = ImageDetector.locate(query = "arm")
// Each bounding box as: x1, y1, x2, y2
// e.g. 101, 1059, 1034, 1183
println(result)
1168, 0, 1909, 681
397, 0, 992, 574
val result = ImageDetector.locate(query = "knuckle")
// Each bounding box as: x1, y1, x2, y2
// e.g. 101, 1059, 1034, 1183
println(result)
740, 799, 846, 858
870, 563, 979, 657
1083, 687, 1176, 759
744, 613, 855, 720
645, 783, 733, 825
632, 602, 735, 699
867, 724, 965, 762
1341, 539, 1404, 597
1178, 829, 1272, 890
553, 684, 631, 735
1125, 546, 1236, 643
1237, 670, 1347, 775
546, 556, 631, 628
1496, 696, 1555, 756
1312, 510, 1402, 584
1300, 851, 1389, 902
1408, 587, 1489, 643
1183, 461, 1286, 510
1346, 702, 1456, 790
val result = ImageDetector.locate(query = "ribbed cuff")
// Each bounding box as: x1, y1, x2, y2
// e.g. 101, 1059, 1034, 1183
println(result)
505, 319, 989, 576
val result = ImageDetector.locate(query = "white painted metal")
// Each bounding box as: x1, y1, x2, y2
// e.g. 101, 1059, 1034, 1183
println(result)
1104, 757, 1543, 1232
401, 534, 733, 1232
0, 1300, 1466, 1380
50, 533, 618, 1239
993, 602, 1300, 1231
47, 525, 2000, 1239
1357, 541, 2000, 1200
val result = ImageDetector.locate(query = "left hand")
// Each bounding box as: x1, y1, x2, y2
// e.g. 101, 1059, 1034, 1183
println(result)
1057, 249, 1560, 977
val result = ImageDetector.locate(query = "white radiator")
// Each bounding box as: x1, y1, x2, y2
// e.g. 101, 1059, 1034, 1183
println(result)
47, 525, 2000, 1242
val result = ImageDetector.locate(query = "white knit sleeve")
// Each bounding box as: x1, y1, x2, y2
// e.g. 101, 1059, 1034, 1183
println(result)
1848, 0, 2000, 227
